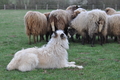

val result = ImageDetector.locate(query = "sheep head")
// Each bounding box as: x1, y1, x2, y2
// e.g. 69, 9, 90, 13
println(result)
95, 19, 105, 33
67, 27, 77, 38
105, 7, 116, 15
66, 5, 80, 11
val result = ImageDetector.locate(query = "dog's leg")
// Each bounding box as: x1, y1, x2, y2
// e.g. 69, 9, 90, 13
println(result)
68, 61, 75, 65
65, 62, 83, 69
18, 53, 39, 72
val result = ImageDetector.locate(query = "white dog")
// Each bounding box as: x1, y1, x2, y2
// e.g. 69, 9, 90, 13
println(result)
7, 30, 83, 72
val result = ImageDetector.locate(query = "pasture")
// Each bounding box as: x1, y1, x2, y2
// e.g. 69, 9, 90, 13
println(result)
0, 10, 120, 80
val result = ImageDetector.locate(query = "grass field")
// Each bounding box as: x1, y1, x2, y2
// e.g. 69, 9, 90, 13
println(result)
0, 10, 120, 80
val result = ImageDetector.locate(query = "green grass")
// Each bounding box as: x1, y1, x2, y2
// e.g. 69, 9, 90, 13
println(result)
0, 10, 120, 80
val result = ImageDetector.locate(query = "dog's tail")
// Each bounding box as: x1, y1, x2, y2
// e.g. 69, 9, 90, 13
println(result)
6, 56, 20, 71
7, 52, 39, 72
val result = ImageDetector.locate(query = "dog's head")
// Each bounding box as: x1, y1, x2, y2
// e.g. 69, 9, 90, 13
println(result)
52, 30, 67, 39
51, 30, 69, 49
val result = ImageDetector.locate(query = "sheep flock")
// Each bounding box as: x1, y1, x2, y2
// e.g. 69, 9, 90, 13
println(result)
24, 5, 120, 47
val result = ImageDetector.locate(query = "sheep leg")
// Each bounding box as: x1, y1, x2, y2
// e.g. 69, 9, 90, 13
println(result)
37, 36, 38, 42
90, 35, 95, 47
114, 37, 117, 42
100, 35, 103, 46
29, 35, 31, 45
46, 32, 49, 42
76, 34, 80, 41
33, 35, 36, 44
117, 36, 120, 44
81, 36, 85, 45
40, 35, 44, 42
99, 34, 104, 45
86, 33, 90, 44
71, 35, 75, 42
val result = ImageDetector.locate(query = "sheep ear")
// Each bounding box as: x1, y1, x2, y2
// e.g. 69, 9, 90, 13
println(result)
52, 31, 58, 38
60, 33, 65, 39
44, 12, 50, 21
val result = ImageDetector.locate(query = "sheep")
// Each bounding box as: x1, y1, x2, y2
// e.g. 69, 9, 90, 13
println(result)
105, 7, 120, 15
105, 7, 120, 41
24, 11, 50, 44
49, 5, 79, 35
69, 9, 108, 47
6, 30, 83, 72
67, 8, 86, 42
107, 14, 120, 43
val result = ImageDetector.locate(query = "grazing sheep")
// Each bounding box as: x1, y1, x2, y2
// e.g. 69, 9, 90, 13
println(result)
6, 30, 83, 72
70, 9, 108, 47
105, 7, 120, 15
107, 14, 120, 43
49, 5, 79, 34
68, 8, 86, 41
67, 27, 81, 42
24, 11, 49, 44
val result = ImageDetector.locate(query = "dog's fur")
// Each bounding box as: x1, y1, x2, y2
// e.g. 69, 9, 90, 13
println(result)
7, 30, 83, 72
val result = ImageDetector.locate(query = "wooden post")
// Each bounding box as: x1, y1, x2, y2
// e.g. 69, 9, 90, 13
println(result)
115, 4, 117, 10
4, 4, 6, 10
35, 5, 37, 10
25, 4, 27, 10
46, 4, 48, 10
14, 5, 16, 10
92, 4, 94, 9
57, 4, 59, 9
103, 4, 105, 9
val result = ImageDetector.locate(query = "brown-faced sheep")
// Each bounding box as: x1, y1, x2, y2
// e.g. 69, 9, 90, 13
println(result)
24, 11, 50, 44
69, 9, 108, 47
105, 7, 120, 15
49, 5, 79, 34
107, 14, 120, 43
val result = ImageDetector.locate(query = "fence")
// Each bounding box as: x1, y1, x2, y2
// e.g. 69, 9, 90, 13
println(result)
1, 4, 120, 10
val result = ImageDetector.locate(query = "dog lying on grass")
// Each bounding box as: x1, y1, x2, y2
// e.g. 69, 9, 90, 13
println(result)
7, 30, 83, 72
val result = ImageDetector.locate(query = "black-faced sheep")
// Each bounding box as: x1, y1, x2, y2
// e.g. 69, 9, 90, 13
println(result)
105, 7, 120, 15
24, 11, 51, 44
49, 5, 79, 34
107, 14, 120, 43
69, 9, 108, 47
68, 8, 86, 42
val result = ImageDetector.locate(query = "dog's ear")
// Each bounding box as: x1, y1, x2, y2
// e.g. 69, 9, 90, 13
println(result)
60, 33, 65, 39
52, 31, 58, 38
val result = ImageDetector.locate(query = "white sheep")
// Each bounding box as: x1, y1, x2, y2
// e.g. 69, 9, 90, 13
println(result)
70, 9, 108, 46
